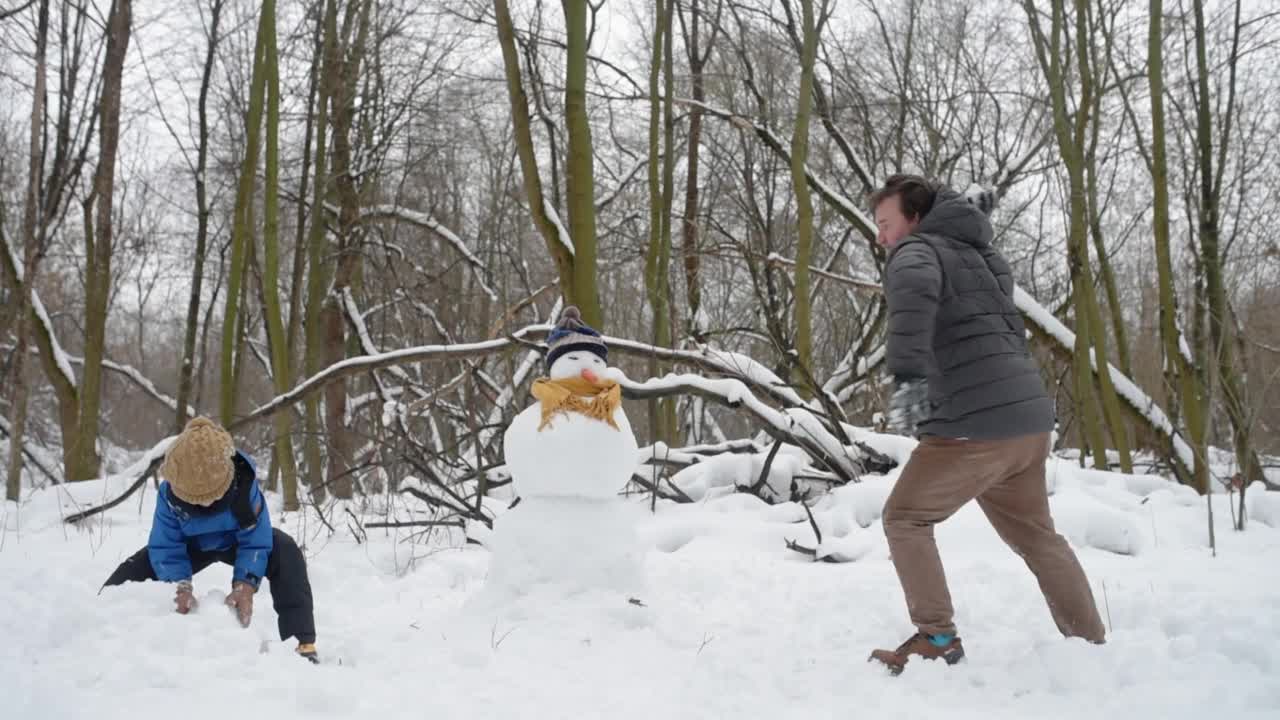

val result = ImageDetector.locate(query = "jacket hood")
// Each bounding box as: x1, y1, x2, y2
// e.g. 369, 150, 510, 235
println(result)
912, 188, 994, 249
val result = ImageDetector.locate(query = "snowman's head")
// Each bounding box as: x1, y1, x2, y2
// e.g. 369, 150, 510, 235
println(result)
545, 305, 609, 382
549, 351, 607, 383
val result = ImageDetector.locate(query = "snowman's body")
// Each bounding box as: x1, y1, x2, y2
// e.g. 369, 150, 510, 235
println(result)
485, 352, 645, 598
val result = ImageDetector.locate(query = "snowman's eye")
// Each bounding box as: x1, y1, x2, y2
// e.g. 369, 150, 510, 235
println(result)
567, 354, 579, 360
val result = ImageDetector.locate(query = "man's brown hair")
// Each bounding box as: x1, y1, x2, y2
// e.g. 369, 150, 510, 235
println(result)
868, 174, 939, 221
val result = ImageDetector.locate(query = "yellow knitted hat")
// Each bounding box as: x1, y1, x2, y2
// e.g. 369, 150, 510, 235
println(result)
161, 417, 235, 506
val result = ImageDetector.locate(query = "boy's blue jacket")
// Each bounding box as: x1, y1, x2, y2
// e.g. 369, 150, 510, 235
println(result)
147, 450, 272, 588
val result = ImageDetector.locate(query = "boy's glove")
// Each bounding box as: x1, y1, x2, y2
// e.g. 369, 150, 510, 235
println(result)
887, 378, 931, 436
225, 581, 254, 628
174, 579, 197, 614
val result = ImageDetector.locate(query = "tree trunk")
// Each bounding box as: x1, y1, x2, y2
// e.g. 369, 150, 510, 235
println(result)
561, 0, 601, 328
788, 0, 820, 393
257, 0, 299, 510
303, 0, 335, 501
1074, 0, 1131, 472
220, 5, 270, 427
679, 0, 715, 341
1023, 0, 1111, 469
1148, 0, 1207, 492
287, 0, 323, 375
644, 0, 672, 445
175, 0, 224, 432
322, 0, 373, 499
493, 0, 576, 307
70, 0, 132, 482
1191, 0, 1262, 492
6, 0, 50, 500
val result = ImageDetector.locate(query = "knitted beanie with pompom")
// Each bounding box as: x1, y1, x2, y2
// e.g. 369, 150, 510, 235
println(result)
161, 416, 235, 506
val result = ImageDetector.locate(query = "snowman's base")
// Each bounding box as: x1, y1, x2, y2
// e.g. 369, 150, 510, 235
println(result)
480, 495, 647, 601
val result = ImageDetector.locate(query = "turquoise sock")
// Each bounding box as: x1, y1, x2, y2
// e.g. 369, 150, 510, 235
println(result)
928, 634, 954, 647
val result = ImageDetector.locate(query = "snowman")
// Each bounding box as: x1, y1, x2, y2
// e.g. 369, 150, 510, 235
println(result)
482, 306, 645, 601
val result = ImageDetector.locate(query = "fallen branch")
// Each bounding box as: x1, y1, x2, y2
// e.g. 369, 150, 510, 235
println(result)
784, 499, 840, 563
63, 455, 164, 524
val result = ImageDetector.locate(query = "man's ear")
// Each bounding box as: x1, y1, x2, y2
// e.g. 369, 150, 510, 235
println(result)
963, 183, 997, 217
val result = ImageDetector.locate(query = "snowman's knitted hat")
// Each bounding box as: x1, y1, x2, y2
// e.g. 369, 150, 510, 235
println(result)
545, 305, 608, 370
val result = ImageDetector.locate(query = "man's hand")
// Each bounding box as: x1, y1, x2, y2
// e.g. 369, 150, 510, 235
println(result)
887, 378, 931, 436
225, 581, 254, 628
174, 580, 197, 615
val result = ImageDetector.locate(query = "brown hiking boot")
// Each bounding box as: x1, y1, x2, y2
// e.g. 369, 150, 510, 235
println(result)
869, 632, 965, 675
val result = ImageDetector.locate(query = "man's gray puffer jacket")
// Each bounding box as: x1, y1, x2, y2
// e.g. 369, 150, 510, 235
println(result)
884, 188, 1055, 440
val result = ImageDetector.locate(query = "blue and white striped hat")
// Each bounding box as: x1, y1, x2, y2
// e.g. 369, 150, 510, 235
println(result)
546, 305, 608, 370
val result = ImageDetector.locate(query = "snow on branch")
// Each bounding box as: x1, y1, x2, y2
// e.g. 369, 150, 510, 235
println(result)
354, 204, 497, 301
678, 97, 877, 236
3, 234, 77, 391
341, 288, 414, 387
1014, 286, 1196, 473
228, 326, 551, 433
543, 199, 575, 258
62, 353, 194, 417
613, 369, 861, 484
62, 435, 178, 523
31, 291, 77, 390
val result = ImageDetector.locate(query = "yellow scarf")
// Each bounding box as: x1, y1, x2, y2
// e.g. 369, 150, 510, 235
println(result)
530, 376, 622, 432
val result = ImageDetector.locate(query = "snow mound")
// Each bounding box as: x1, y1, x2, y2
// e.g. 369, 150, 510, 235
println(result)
668, 445, 810, 502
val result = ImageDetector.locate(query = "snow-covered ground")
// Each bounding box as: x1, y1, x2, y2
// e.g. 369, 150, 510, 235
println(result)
2, 443, 1279, 720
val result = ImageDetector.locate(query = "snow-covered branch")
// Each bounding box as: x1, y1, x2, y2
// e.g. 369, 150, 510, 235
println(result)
3, 235, 77, 391
1014, 287, 1196, 473
62, 354, 194, 417
351, 203, 497, 301
544, 200, 575, 257
677, 97, 877, 236
228, 327, 551, 433
615, 370, 862, 484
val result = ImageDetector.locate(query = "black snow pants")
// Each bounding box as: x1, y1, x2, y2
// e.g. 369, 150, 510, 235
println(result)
103, 528, 316, 644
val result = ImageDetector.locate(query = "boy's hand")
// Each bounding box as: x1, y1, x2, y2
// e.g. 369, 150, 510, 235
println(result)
225, 581, 254, 627
174, 580, 197, 614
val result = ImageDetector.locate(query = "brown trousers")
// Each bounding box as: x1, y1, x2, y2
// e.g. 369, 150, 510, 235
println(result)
883, 432, 1106, 642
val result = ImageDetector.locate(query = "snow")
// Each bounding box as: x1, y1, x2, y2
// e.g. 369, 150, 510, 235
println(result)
31, 291, 78, 391
4, 433, 1280, 719
668, 443, 810, 502
617, 370, 859, 483
698, 347, 805, 406
543, 199, 575, 258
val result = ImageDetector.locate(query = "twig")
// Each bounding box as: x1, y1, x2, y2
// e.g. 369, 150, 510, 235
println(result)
365, 519, 466, 529
343, 507, 367, 544
1101, 580, 1113, 634
748, 440, 785, 496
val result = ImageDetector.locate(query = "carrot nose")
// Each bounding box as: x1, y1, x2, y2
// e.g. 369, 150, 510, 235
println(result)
581, 368, 600, 384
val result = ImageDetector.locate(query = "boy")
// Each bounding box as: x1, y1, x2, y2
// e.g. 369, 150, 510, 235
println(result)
103, 417, 319, 664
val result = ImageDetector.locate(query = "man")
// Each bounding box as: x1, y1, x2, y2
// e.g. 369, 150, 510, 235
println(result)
867, 174, 1106, 675
103, 417, 320, 664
